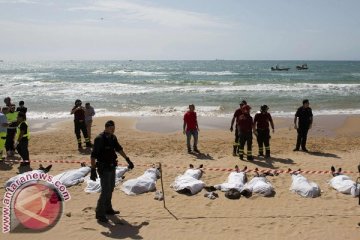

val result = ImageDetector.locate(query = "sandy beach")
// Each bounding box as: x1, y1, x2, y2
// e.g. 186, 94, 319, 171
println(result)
1, 115, 360, 240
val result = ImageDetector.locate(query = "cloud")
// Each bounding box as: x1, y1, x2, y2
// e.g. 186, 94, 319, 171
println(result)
69, 0, 231, 29
0, 0, 38, 3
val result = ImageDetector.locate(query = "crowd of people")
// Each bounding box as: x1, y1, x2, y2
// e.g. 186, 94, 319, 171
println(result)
183, 99, 313, 161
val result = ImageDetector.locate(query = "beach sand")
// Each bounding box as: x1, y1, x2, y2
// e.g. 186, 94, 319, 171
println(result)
1, 115, 360, 239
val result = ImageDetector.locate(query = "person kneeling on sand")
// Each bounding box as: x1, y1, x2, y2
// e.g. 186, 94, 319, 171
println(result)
171, 164, 205, 195
329, 165, 360, 197
289, 168, 320, 198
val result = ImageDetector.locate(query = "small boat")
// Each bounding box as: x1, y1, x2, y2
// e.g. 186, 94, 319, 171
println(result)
271, 65, 290, 71
296, 64, 308, 70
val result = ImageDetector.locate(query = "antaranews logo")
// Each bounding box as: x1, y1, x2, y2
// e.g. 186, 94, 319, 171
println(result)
2, 170, 71, 233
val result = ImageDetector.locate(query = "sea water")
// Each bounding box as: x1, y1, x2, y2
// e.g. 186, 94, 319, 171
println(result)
1, 60, 359, 119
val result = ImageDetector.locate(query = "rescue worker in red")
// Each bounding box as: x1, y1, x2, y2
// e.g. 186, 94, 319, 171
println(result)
237, 104, 254, 161
230, 100, 247, 156
253, 105, 275, 158
71, 99, 92, 149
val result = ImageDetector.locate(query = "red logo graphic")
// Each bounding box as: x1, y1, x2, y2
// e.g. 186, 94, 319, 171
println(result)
14, 183, 62, 230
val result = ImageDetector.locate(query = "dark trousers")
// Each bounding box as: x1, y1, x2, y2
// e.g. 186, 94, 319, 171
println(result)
5, 128, 16, 152
17, 139, 29, 161
296, 127, 309, 150
238, 131, 253, 158
257, 129, 270, 156
96, 168, 116, 217
74, 120, 89, 144
233, 128, 239, 154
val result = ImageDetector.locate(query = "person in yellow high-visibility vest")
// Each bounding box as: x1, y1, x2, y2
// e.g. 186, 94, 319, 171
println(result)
5, 104, 18, 157
0, 107, 10, 160
15, 112, 30, 166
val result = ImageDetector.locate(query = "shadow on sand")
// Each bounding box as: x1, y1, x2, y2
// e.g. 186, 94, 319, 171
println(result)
189, 151, 214, 160
307, 151, 341, 159
98, 215, 149, 239
240, 156, 295, 169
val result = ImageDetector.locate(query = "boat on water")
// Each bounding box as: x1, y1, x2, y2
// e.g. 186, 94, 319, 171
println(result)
271, 65, 290, 71
296, 64, 308, 70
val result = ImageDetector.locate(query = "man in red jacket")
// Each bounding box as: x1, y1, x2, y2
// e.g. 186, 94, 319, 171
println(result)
237, 105, 254, 161
183, 104, 200, 153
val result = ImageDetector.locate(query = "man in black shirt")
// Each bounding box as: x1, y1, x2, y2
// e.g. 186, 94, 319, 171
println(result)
16, 100, 27, 115
90, 120, 134, 223
294, 99, 313, 152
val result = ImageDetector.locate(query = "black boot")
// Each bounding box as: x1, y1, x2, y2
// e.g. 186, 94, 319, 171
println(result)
233, 146, 237, 156
265, 150, 270, 158
78, 143, 82, 149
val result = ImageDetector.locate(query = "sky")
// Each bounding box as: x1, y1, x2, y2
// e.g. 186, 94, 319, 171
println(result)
0, 0, 359, 60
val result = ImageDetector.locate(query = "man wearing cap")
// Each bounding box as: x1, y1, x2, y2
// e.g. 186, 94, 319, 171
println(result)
230, 100, 247, 156
294, 99, 313, 152
237, 105, 254, 161
254, 105, 275, 158
90, 120, 134, 223
71, 99, 91, 149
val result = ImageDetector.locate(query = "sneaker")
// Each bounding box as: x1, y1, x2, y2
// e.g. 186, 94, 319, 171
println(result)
96, 215, 109, 223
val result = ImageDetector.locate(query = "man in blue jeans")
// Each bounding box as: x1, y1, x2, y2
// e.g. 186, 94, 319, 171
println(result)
183, 104, 200, 153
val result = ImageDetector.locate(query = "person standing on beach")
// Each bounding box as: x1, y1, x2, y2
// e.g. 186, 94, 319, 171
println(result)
85, 102, 95, 142
5, 104, 18, 157
16, 100, 27, 115
4, 97, 11, 107
71, 99, 91, 149
230, 100, 247, 156
294, 99, 313, 152
237, 105, 254, 161
254, 105, 275, 158
90, 120, 134, 223
0, 107, 9, 160
15, 112, 30, 166
183, 104, 200, 153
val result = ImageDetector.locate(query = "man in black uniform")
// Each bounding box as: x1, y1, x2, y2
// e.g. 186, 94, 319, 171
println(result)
294, 99, 313, 152
90, 120, 134, 223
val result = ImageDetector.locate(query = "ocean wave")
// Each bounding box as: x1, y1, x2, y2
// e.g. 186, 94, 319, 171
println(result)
2, 82, 360, 98
27, 107, 360, 120
188, 71, 238, 76
92, 69, 168, 76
